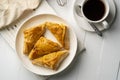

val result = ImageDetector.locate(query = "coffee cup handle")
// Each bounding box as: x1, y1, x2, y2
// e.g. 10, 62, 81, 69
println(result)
102, 20, 109, 29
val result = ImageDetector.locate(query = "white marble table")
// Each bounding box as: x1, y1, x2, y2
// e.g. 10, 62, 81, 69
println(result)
0, 0, 120, 80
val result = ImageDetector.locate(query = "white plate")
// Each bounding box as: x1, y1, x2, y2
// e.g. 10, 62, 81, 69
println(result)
15, 14, 77, 76
73, 0, 116, 31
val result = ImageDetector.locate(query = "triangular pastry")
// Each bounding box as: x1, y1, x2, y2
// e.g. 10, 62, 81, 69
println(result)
46, 22, 69, 50
32, 50, 69, 70
29, 37, 62, 60
23, 24, 46, 55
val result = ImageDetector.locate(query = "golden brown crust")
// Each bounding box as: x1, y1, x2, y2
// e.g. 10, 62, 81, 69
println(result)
29, 37, 62, 60
46, 22, 69, 50
64, 25, 70, 50
23, 22, 70, 70
23, 24, 46, 55
32, 50, 69, 70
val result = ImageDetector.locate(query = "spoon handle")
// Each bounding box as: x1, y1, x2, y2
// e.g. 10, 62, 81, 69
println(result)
89, 22, 103, 37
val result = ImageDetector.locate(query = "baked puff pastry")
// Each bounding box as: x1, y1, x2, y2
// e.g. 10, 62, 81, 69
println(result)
29, 37, 62, 60
46, 22, 69, 50
32, 50, 69, 70
23, 24, 46, 55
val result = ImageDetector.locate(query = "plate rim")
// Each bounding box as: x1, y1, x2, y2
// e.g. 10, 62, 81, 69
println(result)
15, 13, 78, 76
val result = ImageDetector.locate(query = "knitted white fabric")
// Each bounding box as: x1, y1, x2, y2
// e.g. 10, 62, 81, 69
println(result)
0, 0, 41, 29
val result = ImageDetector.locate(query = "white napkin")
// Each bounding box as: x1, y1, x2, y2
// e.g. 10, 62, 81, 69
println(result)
0, 0, 41, 29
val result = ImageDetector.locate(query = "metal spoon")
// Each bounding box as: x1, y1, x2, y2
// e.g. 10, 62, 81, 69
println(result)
56, 0, 67, 6
75, 5, 103, 37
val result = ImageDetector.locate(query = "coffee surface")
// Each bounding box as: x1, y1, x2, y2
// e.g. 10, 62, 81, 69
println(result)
83, 0, 105, 21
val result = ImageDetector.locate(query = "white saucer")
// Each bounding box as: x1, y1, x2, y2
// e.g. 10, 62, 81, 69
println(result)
73, 0, 116, 32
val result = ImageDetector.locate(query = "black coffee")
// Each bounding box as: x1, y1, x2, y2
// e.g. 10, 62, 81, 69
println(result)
83, 0, 105, 21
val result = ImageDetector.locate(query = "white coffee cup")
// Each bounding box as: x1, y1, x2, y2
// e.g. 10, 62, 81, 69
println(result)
81, 0, 110, 29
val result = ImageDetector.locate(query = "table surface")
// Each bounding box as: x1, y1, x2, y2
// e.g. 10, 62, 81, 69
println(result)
0, 0, 120, 80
